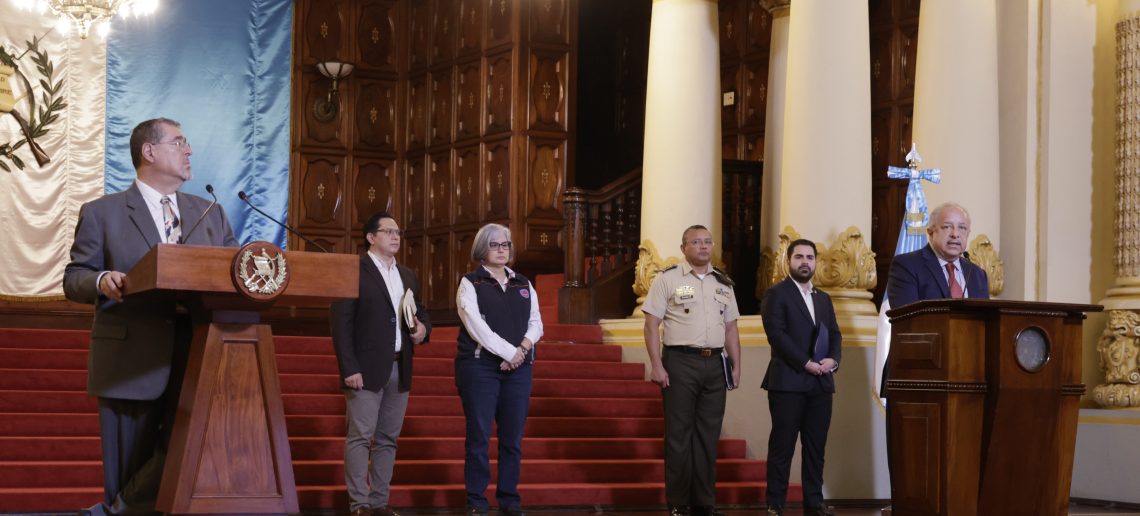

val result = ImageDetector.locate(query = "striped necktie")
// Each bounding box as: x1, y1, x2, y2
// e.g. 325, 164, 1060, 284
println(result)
160, 196, 181, 244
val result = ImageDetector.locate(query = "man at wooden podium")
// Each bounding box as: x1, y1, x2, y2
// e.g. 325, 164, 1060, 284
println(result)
883, 201, 989, 505
62, 118, 238, 516
330, 211, 430, 516
886, 202, 989, 306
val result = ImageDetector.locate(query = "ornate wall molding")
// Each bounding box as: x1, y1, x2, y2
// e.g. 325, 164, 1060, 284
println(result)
632, 239, 682, 317
1092, 309, 1140, 408
967, 233, 1005, 297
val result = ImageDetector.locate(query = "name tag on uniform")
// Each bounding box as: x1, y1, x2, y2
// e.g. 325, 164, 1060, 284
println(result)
716, 287, 731, 297
675, 285, 695, 300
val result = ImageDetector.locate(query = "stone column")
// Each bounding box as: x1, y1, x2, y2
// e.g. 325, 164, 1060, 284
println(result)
1095, 1, 1140, 408
774, 0, 876, 317
911, 0, 1005, 292
634, 0, 721, 311
757, 0, 790, 297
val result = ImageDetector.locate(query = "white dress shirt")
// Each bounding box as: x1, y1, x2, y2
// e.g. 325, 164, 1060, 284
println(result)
367, 251, 405, 352
135, 179, 179, 244
456, 265, 544, 360
794, 278, 816, 324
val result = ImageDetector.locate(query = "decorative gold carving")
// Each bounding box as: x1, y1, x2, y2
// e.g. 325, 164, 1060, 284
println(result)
967, 233, 1005, 296
317, 182, 326, 200
758, 226, 877, 292
540, 233, 549, 245
369, 106, 378, 124
368, 186, 376, 203
1092, 310, 1140, 407
815, 226, 877, 290
726, 21, 733, 40
371, 27, 380, 44
632, 239, 683, 317
320, 21, 328, 38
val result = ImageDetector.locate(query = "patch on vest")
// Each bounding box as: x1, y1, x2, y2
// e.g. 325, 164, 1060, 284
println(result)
519, 288, 530, 299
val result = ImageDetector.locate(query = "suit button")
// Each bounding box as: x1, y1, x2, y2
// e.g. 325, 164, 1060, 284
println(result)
391, 317, 397, 323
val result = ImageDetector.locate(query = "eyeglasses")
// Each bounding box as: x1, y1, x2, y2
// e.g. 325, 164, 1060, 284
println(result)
152, 138, 190, 150
373, 228, 402, 237
687, 239, 714, 247
489, 241, 512, 251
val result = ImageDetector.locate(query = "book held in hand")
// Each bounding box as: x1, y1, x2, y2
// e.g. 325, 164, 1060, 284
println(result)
400, 288, 417, 330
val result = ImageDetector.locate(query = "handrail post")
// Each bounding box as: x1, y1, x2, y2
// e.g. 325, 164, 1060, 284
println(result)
562, 188, 587, 288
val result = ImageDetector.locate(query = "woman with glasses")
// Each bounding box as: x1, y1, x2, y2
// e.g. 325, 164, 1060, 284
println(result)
455, 223, 543, 516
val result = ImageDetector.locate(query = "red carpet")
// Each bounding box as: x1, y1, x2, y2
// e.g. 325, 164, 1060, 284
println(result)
0, 275, 796, 511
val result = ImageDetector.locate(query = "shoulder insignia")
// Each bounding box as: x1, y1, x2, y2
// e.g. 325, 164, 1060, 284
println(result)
662, 265, 679, 272
711, 267, 735, 287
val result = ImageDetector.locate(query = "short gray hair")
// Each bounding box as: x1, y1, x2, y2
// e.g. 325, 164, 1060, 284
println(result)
471, 223, 513, 263
928, 202, 972, 229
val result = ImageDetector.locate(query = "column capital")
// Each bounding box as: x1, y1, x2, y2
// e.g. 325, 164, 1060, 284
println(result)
759, 0, 790, 16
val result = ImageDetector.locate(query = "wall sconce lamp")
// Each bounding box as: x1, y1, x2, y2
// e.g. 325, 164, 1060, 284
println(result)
313, 61, 355, 123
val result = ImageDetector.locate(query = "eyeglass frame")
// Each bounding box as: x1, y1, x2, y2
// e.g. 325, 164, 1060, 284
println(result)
150, 137, 191, 150
488, 241, 512, 251
372, 228, 402, 237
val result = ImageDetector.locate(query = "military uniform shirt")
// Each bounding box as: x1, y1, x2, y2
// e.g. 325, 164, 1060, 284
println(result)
642, 261, 740, 348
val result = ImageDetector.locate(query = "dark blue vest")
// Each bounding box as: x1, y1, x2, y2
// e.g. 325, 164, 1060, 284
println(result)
456, 268, 533, 360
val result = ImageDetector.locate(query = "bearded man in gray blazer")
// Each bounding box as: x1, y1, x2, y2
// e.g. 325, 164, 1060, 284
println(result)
63, 118, 238, 515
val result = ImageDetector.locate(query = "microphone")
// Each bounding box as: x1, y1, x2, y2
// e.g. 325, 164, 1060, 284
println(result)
179, 184, 217, 244
960, 251, 973, 298
238, 190, 328, 252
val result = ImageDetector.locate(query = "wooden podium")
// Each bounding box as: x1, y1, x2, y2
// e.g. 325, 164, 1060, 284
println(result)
122, 244, 358, 515
885, 299, 1100, 516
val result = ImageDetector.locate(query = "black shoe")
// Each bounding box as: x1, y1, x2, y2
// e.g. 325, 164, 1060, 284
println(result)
691, 506, 725, 516
668, 506, 689, 516
500, 508, 525, 516
766, 506, 783, 516
467, 507, 489, 516
805, 505, 836, 516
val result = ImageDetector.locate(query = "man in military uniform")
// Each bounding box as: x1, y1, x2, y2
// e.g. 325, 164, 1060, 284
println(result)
642, 224, 742, 516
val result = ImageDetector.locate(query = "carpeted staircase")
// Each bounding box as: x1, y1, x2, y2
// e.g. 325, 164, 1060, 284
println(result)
0, 274, 793, 512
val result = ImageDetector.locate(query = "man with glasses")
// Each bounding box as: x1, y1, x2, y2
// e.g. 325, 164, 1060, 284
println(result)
642, 225, 742, 516
63, 118, 238, 515
331, 211, 430, 516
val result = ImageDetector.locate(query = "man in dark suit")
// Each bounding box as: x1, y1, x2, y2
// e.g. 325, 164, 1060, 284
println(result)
331, 211, 430, 516
63, 118, 238, 515
760, 238, 841, 516
886, 202, 989, 307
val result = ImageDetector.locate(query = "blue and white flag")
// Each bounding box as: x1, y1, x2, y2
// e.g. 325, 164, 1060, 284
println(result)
0, 0, 292, 299
873, 144, 940, 403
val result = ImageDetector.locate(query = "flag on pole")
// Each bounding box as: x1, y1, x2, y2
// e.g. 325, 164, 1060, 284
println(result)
874, 143, 940, 404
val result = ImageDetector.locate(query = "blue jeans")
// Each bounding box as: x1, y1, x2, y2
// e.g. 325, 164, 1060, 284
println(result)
455, 355, 533, 509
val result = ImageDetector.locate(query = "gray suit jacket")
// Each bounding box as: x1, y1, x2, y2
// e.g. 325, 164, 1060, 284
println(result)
63, 182, 238, 400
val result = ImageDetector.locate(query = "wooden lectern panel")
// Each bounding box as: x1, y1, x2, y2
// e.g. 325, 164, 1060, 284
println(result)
886, 299, 1100, 516
159, 323, 298, 514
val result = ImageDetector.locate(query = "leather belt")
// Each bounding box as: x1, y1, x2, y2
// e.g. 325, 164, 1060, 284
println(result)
664, 346, 722, 357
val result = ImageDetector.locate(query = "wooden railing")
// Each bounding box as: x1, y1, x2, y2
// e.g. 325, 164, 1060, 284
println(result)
559, 162, 763, 323
559, 170, 642, 323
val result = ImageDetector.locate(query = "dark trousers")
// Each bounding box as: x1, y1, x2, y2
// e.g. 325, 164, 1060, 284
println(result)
766, 384, 833, 509
661, 349, 727, 508
456, 355, 533, 509
89, 317, 190, 516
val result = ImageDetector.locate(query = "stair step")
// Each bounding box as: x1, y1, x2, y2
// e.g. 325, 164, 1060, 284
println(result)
0, 482, 796, 513
0, 458, 763, 488
0, 370, 658, 398
0, 436, 748, 462
275, 356, 644, 380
